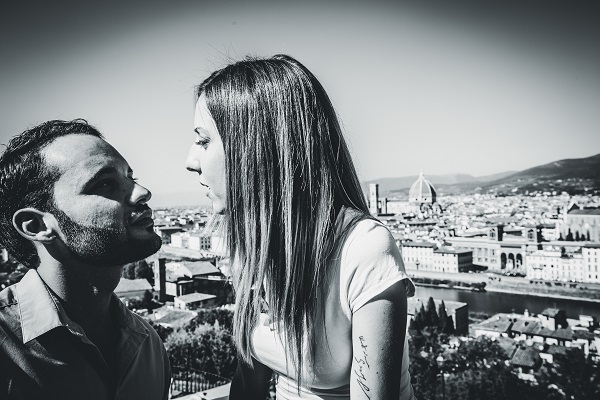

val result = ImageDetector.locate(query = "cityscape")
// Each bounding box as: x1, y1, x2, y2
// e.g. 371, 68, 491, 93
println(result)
1, 1, 599, 399
4, 156, 599, 399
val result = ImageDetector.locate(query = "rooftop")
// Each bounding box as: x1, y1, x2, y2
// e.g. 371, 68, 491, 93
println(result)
473, 315, 513, 333
180, 261, 221, 277
511, 346, 540, 369
409, 172, 437, 204
153, 308, 197, 327
434, 247, 472, 255
540, 308, 563, 318
176, 292, 217, 303
568, 208, 600, 216
402, 241, 436, 248
114, 278, 153, 294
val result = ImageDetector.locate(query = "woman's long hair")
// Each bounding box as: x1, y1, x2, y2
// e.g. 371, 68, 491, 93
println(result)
197, 55, 369, 384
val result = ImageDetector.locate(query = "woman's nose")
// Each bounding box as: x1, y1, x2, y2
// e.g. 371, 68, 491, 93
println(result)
185, 145, 201, 173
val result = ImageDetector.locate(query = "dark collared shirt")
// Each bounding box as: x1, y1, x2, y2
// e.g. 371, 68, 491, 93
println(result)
0, 269, 171, 399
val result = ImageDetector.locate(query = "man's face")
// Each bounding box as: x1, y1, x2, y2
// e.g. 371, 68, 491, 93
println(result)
42, 134, 161, 266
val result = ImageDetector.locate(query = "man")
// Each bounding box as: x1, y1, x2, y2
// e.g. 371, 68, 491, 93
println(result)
0, 120, 171, 399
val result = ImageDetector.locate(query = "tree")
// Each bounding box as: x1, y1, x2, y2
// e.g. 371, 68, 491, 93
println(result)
566, 228, 573, 241
438, 301, 455, 335
438, 301, 448, 332
165, 325, 237, 380
122, 263, 136, 279
187, 308, 234, 333
444, 315, 455, 335
148, 320, 174, 342
134, 260, 154, 283
408, 327, 444, 400
122, 260, 154, 283
142, 290, 154, 309
444, 365, 538, 400
535, 348, 600, 399
410, 304, 427, 331
575, 231, 581, 241
426, 297, 440, 328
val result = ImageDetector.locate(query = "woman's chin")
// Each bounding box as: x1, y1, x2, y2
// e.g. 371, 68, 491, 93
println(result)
212, 203, 226, 215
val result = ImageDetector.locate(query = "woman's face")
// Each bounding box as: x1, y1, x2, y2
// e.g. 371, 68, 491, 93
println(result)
186, 95, 227, 214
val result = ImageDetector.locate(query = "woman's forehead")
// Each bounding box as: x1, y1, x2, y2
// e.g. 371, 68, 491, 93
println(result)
194, 95, 218, 134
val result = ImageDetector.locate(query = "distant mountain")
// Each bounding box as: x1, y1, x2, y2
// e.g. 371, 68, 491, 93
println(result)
364, 153, 600, 196
479, 153, 600, 195
492, 153, 600, 183
364, 171, 515, 195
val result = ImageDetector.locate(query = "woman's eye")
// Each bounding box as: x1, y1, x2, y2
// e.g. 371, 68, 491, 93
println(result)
195, 137, 210, 149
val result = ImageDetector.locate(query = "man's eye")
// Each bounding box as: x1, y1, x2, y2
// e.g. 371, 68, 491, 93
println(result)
93, 179, 114, 190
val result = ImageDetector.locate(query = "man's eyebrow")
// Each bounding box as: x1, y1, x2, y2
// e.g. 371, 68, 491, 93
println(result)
84, 166, 118, 186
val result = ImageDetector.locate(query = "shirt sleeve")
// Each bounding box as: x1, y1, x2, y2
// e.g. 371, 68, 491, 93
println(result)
339, 219, 415, 318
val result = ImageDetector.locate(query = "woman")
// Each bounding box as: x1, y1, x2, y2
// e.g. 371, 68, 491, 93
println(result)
185, 55, 415, 400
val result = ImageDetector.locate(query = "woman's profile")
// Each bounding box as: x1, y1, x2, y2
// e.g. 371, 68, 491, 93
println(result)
185, 54, 415, 400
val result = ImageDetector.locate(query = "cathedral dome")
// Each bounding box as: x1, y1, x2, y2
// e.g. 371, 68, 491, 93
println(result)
409, 172, 437, 204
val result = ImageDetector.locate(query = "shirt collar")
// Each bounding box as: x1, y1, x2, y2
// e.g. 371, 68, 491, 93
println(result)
15, 269, 151, 344
15, 269, 71, 343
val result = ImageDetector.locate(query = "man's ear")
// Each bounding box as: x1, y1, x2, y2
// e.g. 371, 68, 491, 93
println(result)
12, 208, 58, 244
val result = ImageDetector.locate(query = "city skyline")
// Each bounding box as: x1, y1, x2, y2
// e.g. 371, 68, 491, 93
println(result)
1, 1, 599, 207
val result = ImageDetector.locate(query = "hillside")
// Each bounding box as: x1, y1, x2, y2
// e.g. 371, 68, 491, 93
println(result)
480, 153, 600, 195
364, 153, 600, 197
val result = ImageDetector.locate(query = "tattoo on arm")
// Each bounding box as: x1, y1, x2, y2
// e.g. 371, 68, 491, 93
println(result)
353, 335, 371, 399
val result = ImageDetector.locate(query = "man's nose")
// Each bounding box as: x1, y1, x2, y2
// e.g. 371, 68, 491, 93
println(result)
131, 182, 152, 205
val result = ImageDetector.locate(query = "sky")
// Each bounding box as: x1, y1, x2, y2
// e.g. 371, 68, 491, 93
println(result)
1, 0, 599, 207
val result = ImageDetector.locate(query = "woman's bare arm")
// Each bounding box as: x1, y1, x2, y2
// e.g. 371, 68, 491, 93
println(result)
350, 280, 408, 400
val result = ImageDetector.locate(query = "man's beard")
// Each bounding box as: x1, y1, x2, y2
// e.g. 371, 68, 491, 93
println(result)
49, 205, 162, 267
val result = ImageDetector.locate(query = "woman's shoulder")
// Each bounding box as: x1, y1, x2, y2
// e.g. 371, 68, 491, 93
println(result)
334, 208, 415, 314
335, 207, 396, 258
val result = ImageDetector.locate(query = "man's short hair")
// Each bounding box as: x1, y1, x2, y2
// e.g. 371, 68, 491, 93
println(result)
0, 119, 103, 268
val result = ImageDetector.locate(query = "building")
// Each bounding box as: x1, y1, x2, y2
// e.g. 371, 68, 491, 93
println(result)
445, 224, 544, 272
433, 247, 473, 273
188, 232, 212, 251
409, 171, 437, 206
559, 207, 600, 242
473, 310, 582, 348
400, 242, 435, 270
583, 244, 600, 283
170, 231, 188, 248
153, 225, 185, 244
156, 259, 233, 305
525, 245, 600, 283
114, 278, 153, 299
526, 249, 585, 282
151, 306, 197, 329
472, 313, 515, 338
400, 242, 473, 273
174, 292, 217, 310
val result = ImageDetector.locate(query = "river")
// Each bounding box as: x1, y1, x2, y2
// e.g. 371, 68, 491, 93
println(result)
415, 286, 600, 319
